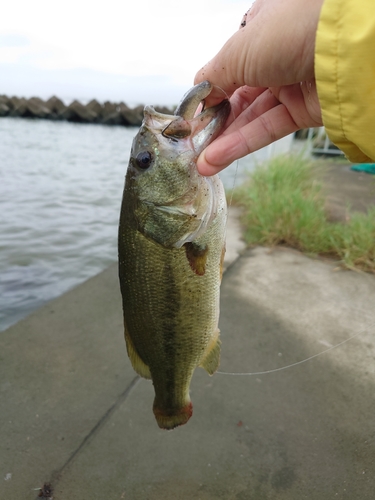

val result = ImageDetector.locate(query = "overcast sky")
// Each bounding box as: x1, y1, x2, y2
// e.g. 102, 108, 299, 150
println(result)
0, 0, 251, 106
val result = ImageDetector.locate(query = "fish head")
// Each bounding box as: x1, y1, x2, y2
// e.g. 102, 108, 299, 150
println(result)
124, 81, 230, 248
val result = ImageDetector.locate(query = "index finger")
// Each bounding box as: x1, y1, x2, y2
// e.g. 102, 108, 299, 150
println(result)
196, 102, 300, 175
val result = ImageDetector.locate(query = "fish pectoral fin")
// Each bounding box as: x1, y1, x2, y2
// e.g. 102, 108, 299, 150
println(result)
184, 241, 208, 276
199, 329, 221, 375
124, 326, 152, 380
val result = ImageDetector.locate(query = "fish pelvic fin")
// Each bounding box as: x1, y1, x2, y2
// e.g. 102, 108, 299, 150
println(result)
199, 329, 221, 375
153, 401, 193, 430
124, 325, 152, 380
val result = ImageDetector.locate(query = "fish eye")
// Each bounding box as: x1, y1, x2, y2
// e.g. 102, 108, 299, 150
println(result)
135, 151, 153, 170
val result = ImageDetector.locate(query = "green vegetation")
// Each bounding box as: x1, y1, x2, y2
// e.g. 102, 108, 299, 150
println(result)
232, 155, 375, 273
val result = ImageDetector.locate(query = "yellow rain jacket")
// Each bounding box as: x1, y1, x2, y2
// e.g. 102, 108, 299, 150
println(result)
315, 0, 375, 162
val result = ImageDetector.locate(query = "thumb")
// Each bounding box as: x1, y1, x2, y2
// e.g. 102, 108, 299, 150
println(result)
194, 29, 249, 108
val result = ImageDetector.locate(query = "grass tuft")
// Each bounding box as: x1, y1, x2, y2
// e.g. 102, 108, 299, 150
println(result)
232, 154, 375, 273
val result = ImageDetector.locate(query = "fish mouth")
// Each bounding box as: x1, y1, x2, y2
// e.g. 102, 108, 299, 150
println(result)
161, 81, 230, 153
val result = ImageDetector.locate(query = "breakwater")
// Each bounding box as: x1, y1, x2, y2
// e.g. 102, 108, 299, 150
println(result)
0, 95, 174, 127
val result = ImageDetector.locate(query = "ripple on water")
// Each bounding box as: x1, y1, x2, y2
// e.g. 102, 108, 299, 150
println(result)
0, 118, 136, 331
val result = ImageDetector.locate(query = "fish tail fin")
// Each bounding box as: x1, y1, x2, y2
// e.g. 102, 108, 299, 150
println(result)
199, 329, 221, 375
153, 400, 193, 430
124, 326, 151, 380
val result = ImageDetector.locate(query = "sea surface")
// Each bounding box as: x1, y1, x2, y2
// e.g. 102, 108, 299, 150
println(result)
0, 117, 292, 331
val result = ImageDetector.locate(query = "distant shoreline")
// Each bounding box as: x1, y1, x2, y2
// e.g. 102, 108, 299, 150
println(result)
0, 95, 175, 127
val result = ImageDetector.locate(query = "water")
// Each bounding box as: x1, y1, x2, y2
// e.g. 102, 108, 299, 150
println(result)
0, 117, 293, 331
0, 118, 135, 331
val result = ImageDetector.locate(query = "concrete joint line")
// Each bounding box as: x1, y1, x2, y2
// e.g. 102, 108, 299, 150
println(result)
40, 375, 141, 496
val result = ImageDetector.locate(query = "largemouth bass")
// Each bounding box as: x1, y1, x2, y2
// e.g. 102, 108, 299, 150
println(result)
118, 81, 230, 430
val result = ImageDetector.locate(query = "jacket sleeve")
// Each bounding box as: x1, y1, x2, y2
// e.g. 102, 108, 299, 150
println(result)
315, 0, 375, 162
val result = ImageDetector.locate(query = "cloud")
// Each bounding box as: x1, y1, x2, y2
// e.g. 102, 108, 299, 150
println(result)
0, 63, 189, 105
0, 0, 252, 102
1, 0, 250, 74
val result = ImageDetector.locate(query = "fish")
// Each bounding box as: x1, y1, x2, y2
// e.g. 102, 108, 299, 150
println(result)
118, 81, 230, 430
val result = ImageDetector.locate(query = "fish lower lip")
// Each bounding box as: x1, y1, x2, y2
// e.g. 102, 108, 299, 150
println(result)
162, 99, 230, 146
175, 81, 229, 122
174, 81, 212, 120
190, 99, 231, 152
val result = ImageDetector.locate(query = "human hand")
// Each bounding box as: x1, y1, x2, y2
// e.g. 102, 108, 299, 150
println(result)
194, 0, 325, 175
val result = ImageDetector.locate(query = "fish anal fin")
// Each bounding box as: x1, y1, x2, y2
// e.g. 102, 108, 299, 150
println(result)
184, 241, 208, 276
124, 325, 152, 380
199, 329, 221, 375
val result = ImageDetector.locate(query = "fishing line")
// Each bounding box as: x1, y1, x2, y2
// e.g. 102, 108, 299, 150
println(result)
208, 84, 375, 377
217, 321, 375, 376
